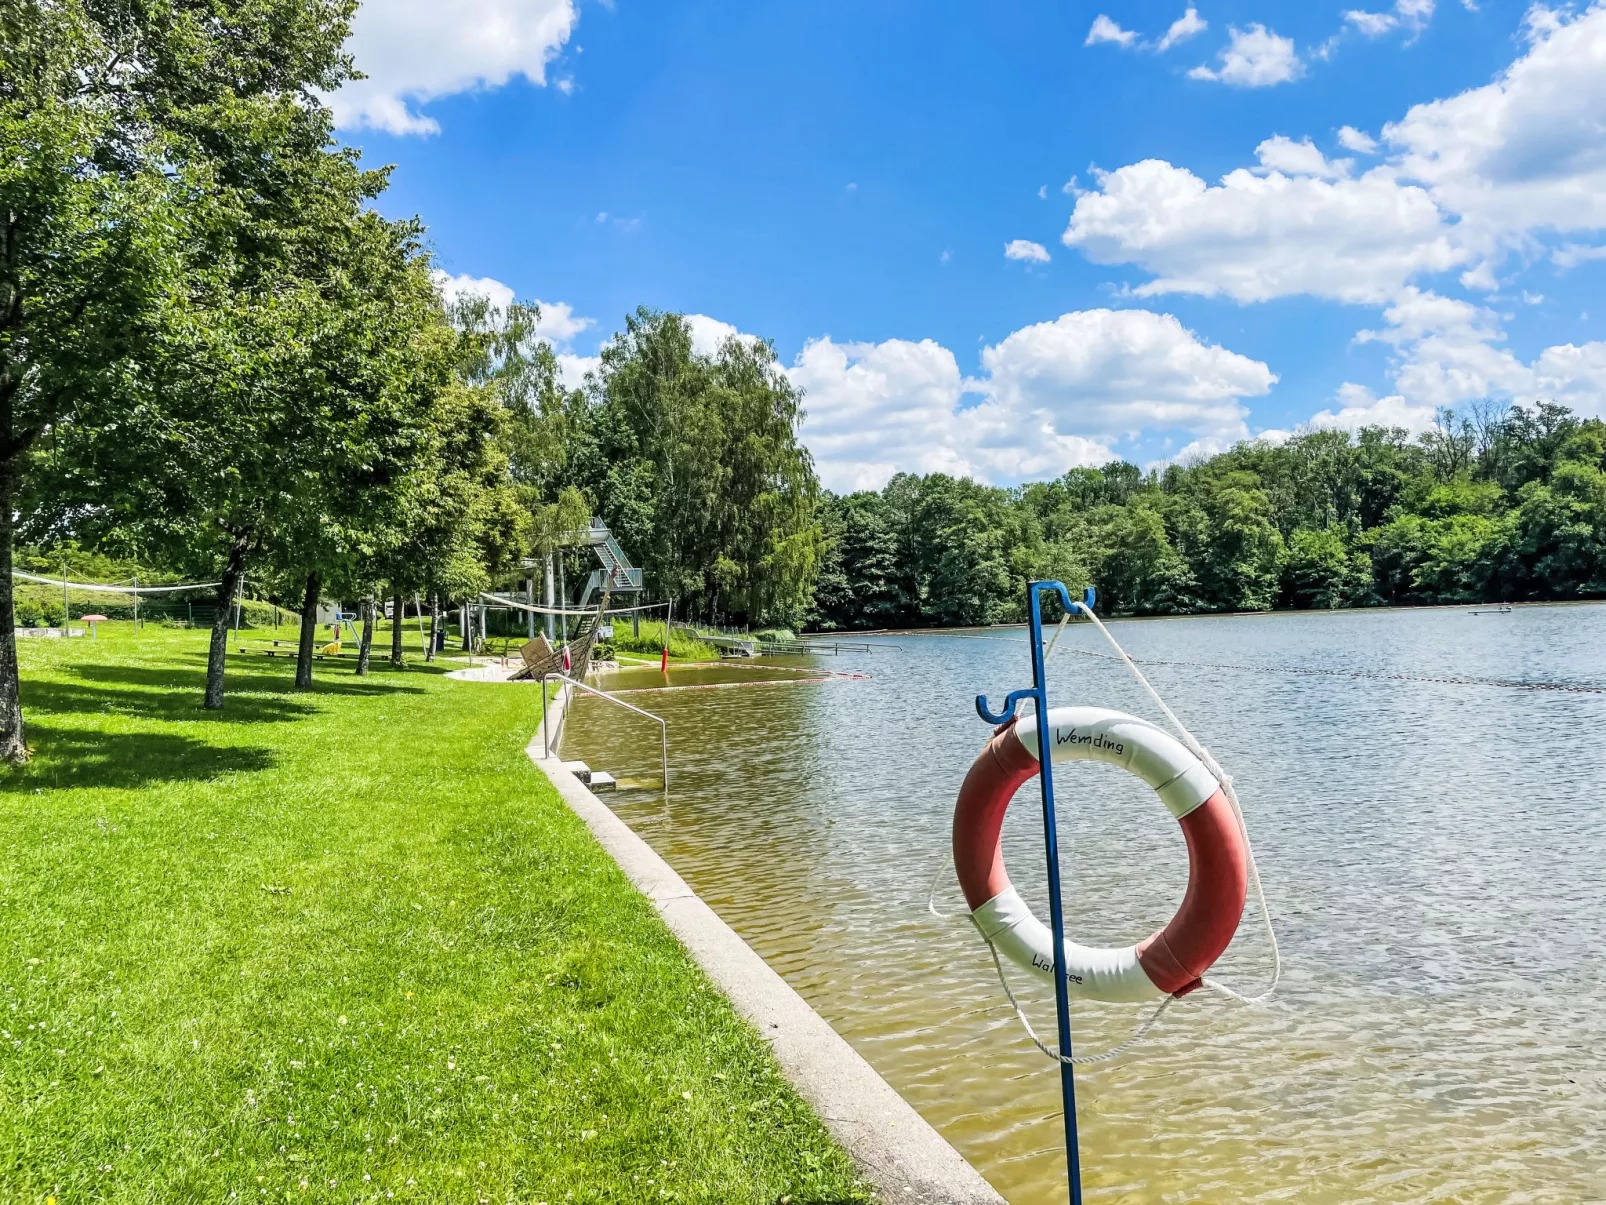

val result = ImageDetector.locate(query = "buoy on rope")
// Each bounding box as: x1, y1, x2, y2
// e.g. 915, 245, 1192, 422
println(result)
953, 705, 1248, 1002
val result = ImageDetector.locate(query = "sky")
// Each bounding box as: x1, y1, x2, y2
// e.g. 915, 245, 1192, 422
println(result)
330, 1, 1606, 493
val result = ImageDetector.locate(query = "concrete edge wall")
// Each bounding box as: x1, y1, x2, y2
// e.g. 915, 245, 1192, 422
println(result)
527, 739, 1006, 1205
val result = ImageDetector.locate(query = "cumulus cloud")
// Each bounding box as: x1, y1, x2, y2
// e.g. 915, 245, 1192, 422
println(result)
684, 313, 770, 359
327, 0, 579, 135
1064, 7, 1606, 306
1255, 135, 1351, 179
1063, 159, 1463, 303
1337, 125, 1380, 154
976, 309, 1275, 442
1309, 383, 1437, 433
1382, 4, 1606, 254
433, 271, 516, 313
1189, 25, 1302, 87
556, 354, 601, 390
790, 310, 1276, 491
1157, 8, 1208, 52
1005, 239, 1052, 263
1343, 287, 1606, 421
431, 270, 598, 390
1085, 15, 1139, 47
432, 271, 595, 347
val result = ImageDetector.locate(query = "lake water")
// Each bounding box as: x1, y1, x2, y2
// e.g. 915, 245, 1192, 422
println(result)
562, 604, 1606, 1204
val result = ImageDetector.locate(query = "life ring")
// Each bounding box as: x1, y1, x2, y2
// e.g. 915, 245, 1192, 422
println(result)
953, 706, 1247, 1002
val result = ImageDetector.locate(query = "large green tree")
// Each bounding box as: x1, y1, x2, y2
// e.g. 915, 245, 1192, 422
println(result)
571, 310, 821, 625
0, 0, 353, 758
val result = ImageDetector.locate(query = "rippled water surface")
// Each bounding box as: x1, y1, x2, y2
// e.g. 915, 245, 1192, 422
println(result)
563, 605, 1606, 1204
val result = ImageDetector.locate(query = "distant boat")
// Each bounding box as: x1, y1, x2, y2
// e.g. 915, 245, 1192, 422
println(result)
1469, 605, 1513, 615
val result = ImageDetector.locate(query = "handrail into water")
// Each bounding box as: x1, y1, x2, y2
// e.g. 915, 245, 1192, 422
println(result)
539, 672, 669, 801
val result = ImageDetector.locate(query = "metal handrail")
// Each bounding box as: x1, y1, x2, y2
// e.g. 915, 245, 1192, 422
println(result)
539, 672, 669, 801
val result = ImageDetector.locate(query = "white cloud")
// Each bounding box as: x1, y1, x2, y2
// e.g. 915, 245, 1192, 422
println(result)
685, 313, 770, 359
789, 338, 978, 492
1063, 159, 1463, 303
1255, 135, 1351, 179
1346, 287, 1606, 420
530, 300, 594, 345
1345, 0, 1436, 38
1344, 10, 1400, 36
1384, 4, 1606, 252
976, 309, 1275, 443
556, 354, 600, 390
1338, 125, 1380, 154
1157, 8, 1208, 52
686, 314, 739, 358
790, 310, 1276, 491
1554, 243, 1606, 269
1309, 383, 1437, 433
1189, 24, 1302, 87
433, 271, 516, 313
1086, 14, 1139, 47
431, 271, 596, 350
1005, 239, 1052, 264
327, 0, 579, 135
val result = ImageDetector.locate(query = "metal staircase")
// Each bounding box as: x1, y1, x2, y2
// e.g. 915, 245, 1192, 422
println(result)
576, 518, 643, 608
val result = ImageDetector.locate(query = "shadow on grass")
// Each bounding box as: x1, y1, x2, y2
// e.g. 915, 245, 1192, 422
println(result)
1, 724, 274, 791
71, 659, 432, 698
22, 679, 317, 725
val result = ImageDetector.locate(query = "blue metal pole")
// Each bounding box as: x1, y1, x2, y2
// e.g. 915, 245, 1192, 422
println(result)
974, 579, 1086, 1203
1026, 582, 1084, 1205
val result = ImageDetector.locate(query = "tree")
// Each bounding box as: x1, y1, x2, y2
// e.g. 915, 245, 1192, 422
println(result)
0, 0, 354, 757
572, 310, 822, 625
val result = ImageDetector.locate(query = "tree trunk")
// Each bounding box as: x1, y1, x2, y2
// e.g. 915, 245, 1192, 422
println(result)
295, 572, 319, 690
0, 460, 27, 763
391, 591, 404, 664
356, 595, 375, 676
425, 596, 437, 663
204, 535, 252, 710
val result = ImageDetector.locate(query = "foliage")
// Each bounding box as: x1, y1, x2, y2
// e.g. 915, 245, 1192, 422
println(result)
561, 310, 822, 627
608, 620, 720, 661
812, 403, 1606, 627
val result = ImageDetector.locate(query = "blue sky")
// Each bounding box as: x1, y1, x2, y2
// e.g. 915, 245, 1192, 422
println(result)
332, 1, 1606, 491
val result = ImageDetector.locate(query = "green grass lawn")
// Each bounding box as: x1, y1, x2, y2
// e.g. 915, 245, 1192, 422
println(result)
0, 624, 868, 1205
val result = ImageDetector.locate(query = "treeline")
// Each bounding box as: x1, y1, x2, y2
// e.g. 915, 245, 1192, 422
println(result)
1, 2, 816, 762
809, 403, 1606, 629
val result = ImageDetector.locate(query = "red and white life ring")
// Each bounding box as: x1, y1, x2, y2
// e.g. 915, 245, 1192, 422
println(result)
953, 707, 1248, 1003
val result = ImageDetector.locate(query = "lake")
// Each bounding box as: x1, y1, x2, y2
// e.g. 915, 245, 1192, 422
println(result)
563, 603, 1606, 1204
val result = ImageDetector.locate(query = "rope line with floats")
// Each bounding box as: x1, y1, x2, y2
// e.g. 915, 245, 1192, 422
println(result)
939, 581, 1281, 1205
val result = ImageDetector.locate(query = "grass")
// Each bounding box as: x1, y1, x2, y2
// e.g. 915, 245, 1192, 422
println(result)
0, 624, 869, 1204
607, 622, 719, 664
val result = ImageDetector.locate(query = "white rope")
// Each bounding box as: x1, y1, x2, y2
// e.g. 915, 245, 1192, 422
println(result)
14, 572, 222, 594
937, 600, 1281, 1066
974, 915, 1175, 1066
1053, 601, 1282, 1006
926, 852, 957, 920
479, 592, 667, 617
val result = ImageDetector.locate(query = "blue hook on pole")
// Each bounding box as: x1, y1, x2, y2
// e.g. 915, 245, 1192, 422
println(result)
972, 580, 1087, 1205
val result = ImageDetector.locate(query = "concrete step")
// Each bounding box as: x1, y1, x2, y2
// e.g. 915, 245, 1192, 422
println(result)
588, 771, 617, 792
561, 760, 592, 784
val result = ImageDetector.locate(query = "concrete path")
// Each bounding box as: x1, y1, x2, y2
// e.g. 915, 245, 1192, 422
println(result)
529, 741, 1007, 1205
